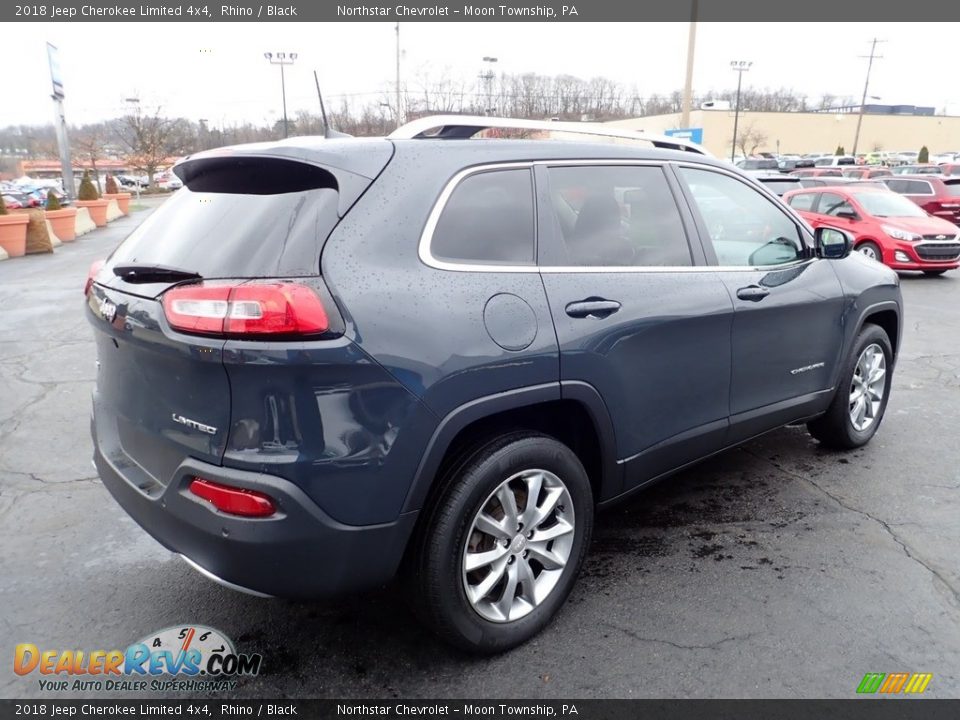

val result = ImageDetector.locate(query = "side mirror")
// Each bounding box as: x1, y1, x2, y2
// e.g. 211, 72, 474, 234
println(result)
816, 226, 852, 259
836, 210, 859, 220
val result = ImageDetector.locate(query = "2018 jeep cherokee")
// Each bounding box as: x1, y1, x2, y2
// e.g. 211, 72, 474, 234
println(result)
86, 116, 902, 653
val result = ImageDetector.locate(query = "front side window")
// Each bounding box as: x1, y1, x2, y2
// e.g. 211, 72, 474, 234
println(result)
431, 169, 535, 265
544, 165, 692, 267
786, 192, 817, 212
818, 192, 856, 217
680, 167, 805, 267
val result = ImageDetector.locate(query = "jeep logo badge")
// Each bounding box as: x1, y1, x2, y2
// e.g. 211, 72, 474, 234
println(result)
98, 297, 117, 323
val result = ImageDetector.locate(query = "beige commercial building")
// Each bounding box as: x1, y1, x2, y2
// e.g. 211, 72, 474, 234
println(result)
606, 109, 960, 158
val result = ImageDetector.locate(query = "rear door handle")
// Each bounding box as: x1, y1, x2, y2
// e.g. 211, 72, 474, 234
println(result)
565, 299, 622, 319
736, 285, 770, 302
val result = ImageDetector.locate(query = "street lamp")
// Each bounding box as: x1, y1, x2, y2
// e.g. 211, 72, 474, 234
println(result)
480, 56, 498, 116
730, 60, 752, 163
264, 51, 297, 138
124, 97, 141, 201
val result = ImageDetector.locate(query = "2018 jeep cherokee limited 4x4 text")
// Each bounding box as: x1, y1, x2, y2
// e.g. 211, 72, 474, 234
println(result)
86, 116, 902, 653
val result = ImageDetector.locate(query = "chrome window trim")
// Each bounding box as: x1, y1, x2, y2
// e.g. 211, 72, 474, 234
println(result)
419, 159, 815, 274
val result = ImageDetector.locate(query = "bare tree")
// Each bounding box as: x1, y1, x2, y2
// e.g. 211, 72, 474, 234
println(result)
72, 123, 110, 191
114, 106, 191, 185
736, 123, 769, 156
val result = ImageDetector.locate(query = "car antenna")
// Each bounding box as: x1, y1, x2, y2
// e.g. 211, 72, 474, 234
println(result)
314, 70, 351, 138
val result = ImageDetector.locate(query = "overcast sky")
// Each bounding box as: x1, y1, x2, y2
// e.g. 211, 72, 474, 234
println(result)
6, 22, 960, 128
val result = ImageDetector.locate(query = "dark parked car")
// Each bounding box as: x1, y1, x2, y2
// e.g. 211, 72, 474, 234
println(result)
85, 116, 902, 653
752, 173, 801, 196
842, 167, 892, 180
736, 157, 780, 172
879, 175, 960, 225
778, 158, 815, 173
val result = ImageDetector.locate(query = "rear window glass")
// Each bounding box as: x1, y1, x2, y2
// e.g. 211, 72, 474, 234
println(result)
944, 181, 960, 197
106, 186, 340, 278
431, 169, 535, 265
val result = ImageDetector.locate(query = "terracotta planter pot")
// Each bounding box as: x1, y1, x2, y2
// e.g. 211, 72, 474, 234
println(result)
45, 207, 78, 242
0, 213, 30, 257
75, 199, 110, 227
103, 192, 132, 215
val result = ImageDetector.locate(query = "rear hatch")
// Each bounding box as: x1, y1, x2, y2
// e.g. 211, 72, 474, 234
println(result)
87, 140, 393, 492
935, 179, 960, 225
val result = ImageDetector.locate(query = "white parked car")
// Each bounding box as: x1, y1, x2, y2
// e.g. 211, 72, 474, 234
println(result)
813, 155, 857, 167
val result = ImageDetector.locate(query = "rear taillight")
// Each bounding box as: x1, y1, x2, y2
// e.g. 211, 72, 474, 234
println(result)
189, 478, 276, 517
84, 260, 105, 296
162, 282, 329, 337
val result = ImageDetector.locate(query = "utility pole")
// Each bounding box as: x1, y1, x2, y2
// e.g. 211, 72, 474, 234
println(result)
852, 38, 884, 157
264, 51, 297, 138
680, 0, 698, 128
730, 60, 751, 163
480, 56, 498, 115
395, 22, 404, 128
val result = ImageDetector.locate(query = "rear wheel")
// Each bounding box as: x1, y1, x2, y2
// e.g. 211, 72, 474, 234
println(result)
856, 241, 882, 263
923, 269, 947, 277
808, 324, 893, 449
409, 432, 593, 653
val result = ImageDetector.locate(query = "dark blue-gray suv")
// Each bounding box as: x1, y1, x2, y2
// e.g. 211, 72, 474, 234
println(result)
86, 116, 902, 653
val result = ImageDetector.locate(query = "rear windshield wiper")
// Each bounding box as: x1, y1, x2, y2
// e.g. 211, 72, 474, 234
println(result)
112, 264, 203, 284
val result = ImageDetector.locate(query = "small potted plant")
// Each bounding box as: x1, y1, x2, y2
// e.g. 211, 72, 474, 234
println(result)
0, 196, 30, 257
74, 171, 110, 227
102, 174, 132, 215
43, 191, 78, 242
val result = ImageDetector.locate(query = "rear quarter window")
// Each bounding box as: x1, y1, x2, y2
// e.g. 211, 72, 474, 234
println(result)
786, 193, 816, 211
430, 168, 535, 265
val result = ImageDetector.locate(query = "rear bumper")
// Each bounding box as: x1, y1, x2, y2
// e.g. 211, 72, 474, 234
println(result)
92, 421, 418, 599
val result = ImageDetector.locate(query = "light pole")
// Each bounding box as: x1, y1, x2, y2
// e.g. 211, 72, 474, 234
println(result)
264, 51, 297, 138
125, 97, 141, 201
852, 39, 884, 157
480, 56, 498, 115
730, 60, 752, 162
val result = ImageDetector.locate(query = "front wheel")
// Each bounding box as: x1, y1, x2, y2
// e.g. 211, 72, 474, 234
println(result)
808, 324, 893, 449
408, 433, 594, 653
856, 241, 882, 263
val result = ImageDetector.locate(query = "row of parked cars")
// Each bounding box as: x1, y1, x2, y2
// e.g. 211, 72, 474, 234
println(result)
741, 160, 960, 275
1, 180, 70, 211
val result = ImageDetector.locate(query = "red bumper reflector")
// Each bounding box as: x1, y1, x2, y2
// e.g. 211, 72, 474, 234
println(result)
189, 478, 277, 517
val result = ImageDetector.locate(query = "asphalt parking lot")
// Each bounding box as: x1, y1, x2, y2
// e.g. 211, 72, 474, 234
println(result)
1, 203, 958, 700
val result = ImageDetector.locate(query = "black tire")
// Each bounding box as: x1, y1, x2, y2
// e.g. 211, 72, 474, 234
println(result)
407, 432, 594, 654
808, 324, 893, 449
923, 270, 947, 277
856, 240, 882, 264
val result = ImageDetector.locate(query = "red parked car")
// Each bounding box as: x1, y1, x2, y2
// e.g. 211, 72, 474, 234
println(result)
938, 163, 960, 177
782, 186, 960, 275
879, 175, 960, 226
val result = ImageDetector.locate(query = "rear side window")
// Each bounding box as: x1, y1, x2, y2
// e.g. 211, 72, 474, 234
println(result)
903, 180, 934, 195
107, 157, 341, 278
431, 169, 535, 265
544, 164, 692, 267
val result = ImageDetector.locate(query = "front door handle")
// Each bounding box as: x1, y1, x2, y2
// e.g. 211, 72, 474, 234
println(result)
565, 298, 622, 319
736, 285, 770, 302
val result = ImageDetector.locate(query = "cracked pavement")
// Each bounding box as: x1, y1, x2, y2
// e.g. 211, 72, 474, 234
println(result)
1, 203, 958, 698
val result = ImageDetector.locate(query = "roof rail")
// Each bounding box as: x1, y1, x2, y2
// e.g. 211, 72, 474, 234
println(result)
388, 115, 710, 156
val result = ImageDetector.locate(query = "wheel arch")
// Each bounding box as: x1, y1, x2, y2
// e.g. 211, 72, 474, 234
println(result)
400, 382, 621, 519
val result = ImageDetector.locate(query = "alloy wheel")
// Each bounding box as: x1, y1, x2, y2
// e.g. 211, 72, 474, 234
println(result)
462, 469, 575, 623
849, 343, 886, 432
